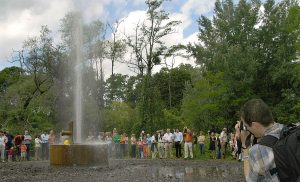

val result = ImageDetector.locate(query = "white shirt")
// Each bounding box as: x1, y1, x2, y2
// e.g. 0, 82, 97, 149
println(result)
219, 131, 228, 143
163, 132, 174, 143
24, 134, 32, 144
35, 138, 41, 148
151, 135, 156, 143
0, 136, 7, 147
41, 133, 49, 143
174, 132, 183, 142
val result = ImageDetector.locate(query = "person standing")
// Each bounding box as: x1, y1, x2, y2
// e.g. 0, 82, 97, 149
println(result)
174, 129, 183, 158
183, 128, 193, 159
113, 131, 121, 158
130, 134, 137, 158
48, 130, 56, 145
198, 131, 206, 155
151, 132, 158, 159
34, 135, 42, 160
4, 131, 14, 161
0, 131, 7, 162
157, 130, 165, 159
41, 131, 49, 160
120, 133, 128, 158
14, 133, 24, 161
163, 129, 174, 159
219, 128, 228, 159
215, 133, 222, 159
137, 139, 144, 159
209, 132, 216, 159
105, 132, 113, 158
146, 134, 152, 158
24, 130, 32, 161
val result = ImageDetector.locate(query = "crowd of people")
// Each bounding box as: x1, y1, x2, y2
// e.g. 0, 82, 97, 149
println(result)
0, 130, 56, 162
0, 126, 244, 162
87, 126, 244, 161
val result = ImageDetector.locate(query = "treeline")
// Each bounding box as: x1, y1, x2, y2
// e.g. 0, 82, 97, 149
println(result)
0, 0, 299, 136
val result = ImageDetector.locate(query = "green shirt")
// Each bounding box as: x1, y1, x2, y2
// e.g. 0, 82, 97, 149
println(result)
113, 134, 121, 143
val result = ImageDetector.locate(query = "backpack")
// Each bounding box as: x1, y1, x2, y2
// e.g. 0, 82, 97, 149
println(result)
258, 124, 300, 182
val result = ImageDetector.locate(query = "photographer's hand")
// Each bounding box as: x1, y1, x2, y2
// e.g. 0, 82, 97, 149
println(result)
241, 129, 251, 179
240, 130, 251, 149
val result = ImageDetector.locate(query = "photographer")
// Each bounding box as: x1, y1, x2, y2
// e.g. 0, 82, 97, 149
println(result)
240, 99, 283, 182
183, 127, 193, 159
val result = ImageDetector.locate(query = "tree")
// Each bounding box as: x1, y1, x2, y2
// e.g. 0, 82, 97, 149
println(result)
186, 0, 300, 130
124, 0, 182, 133
153, 64, 192, 109
0, 66, 23, 93
105, 73, 128, 103
106, 20, 127, 77
181, 71, 230, 131
20, 26, 59, 110
102, 101, 138, 134
126, 0, 181, 76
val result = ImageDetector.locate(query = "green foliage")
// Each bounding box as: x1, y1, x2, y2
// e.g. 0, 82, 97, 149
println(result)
153, 64, 192, 109
181, 71, 231, 131
136, 75, 165, 133
102, 101, 138, 134
0, 66, 23, 93
0, 75, 54, 134
162, 108, 184, 130
105, 74, 128, 103
185, 0, 300, 131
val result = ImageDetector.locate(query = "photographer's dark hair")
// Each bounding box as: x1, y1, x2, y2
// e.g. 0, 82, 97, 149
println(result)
241, 99, 274, 127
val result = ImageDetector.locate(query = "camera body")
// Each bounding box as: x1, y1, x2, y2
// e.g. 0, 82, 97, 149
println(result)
240, 121, 247, 131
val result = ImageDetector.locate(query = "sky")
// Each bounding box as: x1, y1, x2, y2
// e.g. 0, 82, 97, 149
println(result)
0, 0, 217, 76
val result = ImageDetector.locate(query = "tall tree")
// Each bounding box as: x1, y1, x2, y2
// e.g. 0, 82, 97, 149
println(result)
186, 0, 300, 129
106, 20, 126, 77
126, 0, 181, 76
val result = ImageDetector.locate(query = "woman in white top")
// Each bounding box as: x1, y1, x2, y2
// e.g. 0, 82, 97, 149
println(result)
34, 135, 42, 160
0, 131, 8, 162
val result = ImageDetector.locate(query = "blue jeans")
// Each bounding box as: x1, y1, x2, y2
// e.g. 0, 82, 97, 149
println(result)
199, 144, 205, 154
138, 148, 143, 159
25, 144, 30, 160
131, 145, 136, 158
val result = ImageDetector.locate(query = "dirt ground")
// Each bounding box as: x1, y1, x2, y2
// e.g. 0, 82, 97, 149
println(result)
0, 159, 244, 182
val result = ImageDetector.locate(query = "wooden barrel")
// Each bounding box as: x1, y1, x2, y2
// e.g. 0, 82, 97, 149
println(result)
50, 144, 108, 166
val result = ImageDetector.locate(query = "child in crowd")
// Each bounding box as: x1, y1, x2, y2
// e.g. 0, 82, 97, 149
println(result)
137, 139, 143, 159
7, 147, 13, 162
20, 142, 27, 161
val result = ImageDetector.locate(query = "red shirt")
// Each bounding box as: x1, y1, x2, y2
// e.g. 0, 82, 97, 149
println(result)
7, 149, 13, 155
14, 135, 24, 146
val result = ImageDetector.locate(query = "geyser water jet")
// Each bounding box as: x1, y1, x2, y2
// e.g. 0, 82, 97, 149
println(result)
49, 12, 108, 166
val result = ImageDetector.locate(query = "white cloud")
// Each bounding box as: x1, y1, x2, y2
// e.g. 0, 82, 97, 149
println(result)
181, 0, 216, 16
0, 0, 202, 76
0, 0, 109, 63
